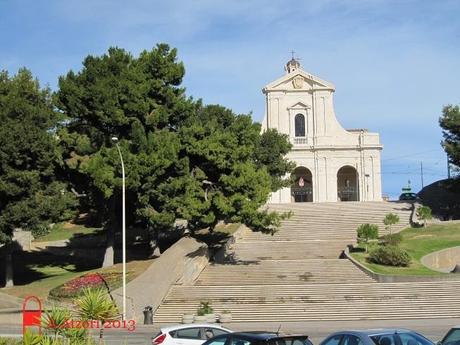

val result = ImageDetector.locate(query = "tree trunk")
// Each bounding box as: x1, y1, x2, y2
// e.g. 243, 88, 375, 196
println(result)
4, 245, 14, 287
102, 198, 117, 267
102, 230, 114, 267
149, 230, 161, 257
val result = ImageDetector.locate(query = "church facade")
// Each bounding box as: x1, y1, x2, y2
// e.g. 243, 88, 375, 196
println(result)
262, 59, 383, 203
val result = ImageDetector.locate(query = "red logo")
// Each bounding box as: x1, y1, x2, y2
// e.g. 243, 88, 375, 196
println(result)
22, 296, 42, 336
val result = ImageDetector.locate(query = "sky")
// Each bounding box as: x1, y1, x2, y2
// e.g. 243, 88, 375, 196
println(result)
1, 0, 459, 199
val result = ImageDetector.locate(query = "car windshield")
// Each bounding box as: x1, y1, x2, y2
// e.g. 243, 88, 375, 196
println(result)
443, 329, 460, 345
371, 332, 433, 345
267, 336, 312, 345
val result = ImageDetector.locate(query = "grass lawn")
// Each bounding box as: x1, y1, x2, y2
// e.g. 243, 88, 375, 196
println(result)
33, 222, 101, 242
0, 253, 154, 301
214, 222, 241, 234
1, 223, 240, 303
351, 222, 460, 275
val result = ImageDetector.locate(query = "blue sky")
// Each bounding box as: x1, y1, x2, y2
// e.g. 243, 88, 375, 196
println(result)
1, 0, 459, 199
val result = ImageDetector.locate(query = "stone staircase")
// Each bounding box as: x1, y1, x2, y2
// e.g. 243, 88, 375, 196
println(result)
154, 201, 460, 323
155, 281, 460, 322
195, 259, 375, 285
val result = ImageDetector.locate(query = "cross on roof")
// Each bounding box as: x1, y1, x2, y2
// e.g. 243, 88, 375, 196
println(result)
289, 50, 301, 61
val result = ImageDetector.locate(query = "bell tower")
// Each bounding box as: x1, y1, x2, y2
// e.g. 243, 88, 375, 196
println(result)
285, 58, 300, 74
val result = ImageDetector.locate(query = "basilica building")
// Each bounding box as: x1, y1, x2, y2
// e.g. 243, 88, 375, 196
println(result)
262, 58, 383, 203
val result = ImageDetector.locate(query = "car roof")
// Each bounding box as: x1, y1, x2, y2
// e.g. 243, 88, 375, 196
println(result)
330, 329, 416, 336
161, 324, 231, 332
229, 332, 308, 341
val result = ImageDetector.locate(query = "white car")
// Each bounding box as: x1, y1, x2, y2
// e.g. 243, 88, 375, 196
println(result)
152, 324, 233, 345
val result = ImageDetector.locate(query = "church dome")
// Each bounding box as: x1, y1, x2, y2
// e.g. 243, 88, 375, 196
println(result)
286, 58, 300, 73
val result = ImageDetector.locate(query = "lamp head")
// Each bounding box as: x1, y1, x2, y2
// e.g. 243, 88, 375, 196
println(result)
111, 137, 119, 142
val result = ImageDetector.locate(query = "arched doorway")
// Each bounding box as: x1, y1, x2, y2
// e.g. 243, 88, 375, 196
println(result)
337, 166, 359, 201
291, 167, 313, 202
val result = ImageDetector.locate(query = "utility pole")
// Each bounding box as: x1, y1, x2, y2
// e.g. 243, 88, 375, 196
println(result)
420, 161, 424, 188
112, 137, 126, 321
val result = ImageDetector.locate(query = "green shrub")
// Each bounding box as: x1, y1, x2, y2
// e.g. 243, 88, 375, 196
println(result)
383, 213, 400, 234
416, 206, 432, 227
357, 224, 379, 252
197, 301, 213, 316
380, 233, 403, 246
31, 223, 50, 238
368, 245, 411, 267
0, 337, 22, 345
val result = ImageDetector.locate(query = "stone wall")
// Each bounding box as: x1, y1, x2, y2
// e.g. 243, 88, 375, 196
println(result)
421, 246, 460, 273
111, 236, 209, 322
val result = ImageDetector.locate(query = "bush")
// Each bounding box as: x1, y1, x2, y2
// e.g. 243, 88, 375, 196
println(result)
368, 245, 411, 267
0, 338, 21, 345
380, 233, 403, 246
416, 206, 432, 227
383, 213, 400, 234
357, 224, 379, 251
197, 301, 213, 316
31, 223, 50, 238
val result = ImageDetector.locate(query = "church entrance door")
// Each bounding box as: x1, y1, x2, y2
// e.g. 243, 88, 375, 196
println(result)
291, 167, 313, 202
337, 166, 359, 201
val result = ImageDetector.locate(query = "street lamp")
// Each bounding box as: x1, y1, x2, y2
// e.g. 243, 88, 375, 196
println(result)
112, 136, 126, 321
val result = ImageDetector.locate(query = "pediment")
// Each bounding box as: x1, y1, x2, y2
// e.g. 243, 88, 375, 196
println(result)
289, 101, 309, 109
263, 69, 335, 92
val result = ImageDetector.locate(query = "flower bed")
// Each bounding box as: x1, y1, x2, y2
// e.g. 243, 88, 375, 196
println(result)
49, 271, 126, 299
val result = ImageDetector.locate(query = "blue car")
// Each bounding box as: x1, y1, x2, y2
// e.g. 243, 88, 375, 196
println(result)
320, 329, 434, 345
202, 332, 313, 345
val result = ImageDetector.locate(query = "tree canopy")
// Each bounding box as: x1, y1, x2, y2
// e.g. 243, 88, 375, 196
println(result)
440, 104, 460, 170
0, 69, 77, 245
55, 44, 294, 262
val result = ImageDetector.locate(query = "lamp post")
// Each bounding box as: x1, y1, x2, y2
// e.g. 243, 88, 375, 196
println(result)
112, 137, 126, 321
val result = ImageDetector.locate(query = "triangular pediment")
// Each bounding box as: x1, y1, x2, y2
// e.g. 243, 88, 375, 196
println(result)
289, 101, 309, 109
263, 69, 335, 92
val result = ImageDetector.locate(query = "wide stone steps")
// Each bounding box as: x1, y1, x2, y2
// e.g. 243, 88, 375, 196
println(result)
194, 259, 374, 285
243, 202, 412, 242
230, 241, 348, 260
152, 201, 453, 324
154, 281, 460, 322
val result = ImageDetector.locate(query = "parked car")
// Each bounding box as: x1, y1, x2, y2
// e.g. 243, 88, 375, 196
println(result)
201, 332, 313, 345
320, 329, 434, 345
438, 326, 460, 345
399, 192, 419, 201
152, 324, 233, 345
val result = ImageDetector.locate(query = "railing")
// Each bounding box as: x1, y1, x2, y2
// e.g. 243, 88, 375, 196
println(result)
292, 137, 308, 145
338, 187, 358, 201
291, 186, 313, 196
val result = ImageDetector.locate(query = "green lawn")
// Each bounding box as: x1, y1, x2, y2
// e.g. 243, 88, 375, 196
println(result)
214, 222, 241, 234
33, 222, 101, 242
2, 223, 240, 302
0, 252, 154, 301
351, 222, 460, 275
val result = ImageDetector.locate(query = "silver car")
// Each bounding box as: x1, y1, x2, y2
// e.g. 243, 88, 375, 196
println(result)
320, 329, 434, 345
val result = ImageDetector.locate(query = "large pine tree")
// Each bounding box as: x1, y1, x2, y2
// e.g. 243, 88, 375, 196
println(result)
0, 69, 77, 287
56, 44, 294, 267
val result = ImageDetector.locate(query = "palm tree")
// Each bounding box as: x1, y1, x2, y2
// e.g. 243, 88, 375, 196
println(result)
74, 287, 119, 344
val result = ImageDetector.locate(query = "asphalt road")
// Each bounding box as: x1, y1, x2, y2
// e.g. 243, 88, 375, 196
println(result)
1, 318, 460, 345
